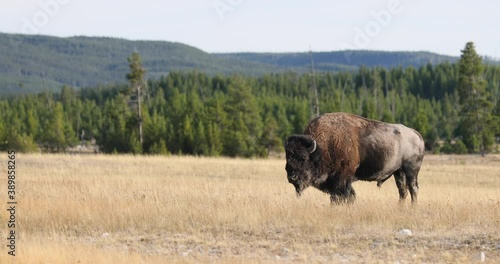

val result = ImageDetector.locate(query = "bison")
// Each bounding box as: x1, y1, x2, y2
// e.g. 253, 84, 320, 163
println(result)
285, 112, 425, 204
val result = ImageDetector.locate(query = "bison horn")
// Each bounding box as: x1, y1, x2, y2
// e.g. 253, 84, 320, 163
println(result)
309, 140, 317, 153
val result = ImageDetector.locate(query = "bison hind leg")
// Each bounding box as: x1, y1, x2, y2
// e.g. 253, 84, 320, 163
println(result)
394, 169, 408, 202
403, 167, 420, 205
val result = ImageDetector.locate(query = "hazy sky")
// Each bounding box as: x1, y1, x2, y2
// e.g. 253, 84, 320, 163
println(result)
1, 0, 499, 57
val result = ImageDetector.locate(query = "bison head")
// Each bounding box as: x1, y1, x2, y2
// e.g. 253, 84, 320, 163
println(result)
285, 135, 320, 196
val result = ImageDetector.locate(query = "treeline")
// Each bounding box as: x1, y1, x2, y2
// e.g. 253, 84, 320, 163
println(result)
1, 62, 499, 156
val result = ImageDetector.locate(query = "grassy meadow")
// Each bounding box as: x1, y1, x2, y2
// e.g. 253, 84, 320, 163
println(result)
0, 153, 499, 263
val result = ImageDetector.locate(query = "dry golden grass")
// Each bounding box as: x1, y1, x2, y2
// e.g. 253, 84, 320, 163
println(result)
0, 153, 499, 263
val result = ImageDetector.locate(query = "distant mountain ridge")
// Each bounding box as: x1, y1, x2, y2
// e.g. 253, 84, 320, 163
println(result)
0, 32, 466, 95
0, 33, 281, 94
215, 50, 458, 71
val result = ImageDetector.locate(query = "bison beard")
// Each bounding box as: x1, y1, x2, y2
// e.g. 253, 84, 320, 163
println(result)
284, 112, 425, 205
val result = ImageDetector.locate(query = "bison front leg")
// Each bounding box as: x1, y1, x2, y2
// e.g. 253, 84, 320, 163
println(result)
329, 182, 356, 205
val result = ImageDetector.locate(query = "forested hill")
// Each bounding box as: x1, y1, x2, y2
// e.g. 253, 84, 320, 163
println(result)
215, 51, 458, 71
0, 33, 280, 94
0, 32, 468, 95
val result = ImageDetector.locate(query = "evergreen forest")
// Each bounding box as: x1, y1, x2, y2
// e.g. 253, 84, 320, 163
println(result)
1, 42, 499, 156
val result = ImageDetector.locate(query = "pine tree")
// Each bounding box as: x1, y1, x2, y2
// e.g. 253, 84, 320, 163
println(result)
457, 42, 495, 155
261, 112, 283, 156
225, 78, 263, 156
381, 109, 394, 123
441, 91, 460, 139
0, 114, 6, 150
143, 111, 169, 154
362, 97, 377, 119
413, 109, 429, 141
207, 122, 222, 156
126, 52, 146, 149
42, 102, 76, 152
0, 115, 5, 142
223, 113, 250, 157
98, 96, 131, 153
150, 139, 168, 155
194, 120, 208, 155
25, 109, 39, 138
291, 100, 309, 134
182, 115, 195, 155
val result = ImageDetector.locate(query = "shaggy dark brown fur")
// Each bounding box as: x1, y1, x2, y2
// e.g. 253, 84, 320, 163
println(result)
285, 112, 425, 204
